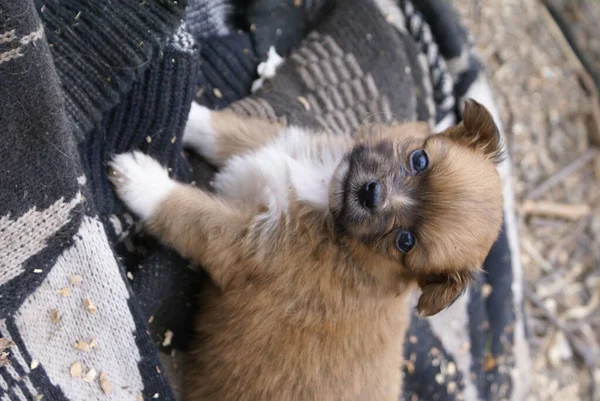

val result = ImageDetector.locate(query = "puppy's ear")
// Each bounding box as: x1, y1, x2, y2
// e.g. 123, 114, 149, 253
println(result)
442, 99, 504, 163
416, 271, 474, 316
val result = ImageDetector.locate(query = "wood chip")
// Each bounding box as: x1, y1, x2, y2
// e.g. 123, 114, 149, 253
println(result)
33, 269, 43, 273
69, 275, 83, 285
213, 88, 223, 98
83, 297, 97, 313
83, 368, 97, 383
146, 136, 152, 143
484, 354, 497, 372
74, 340, 90, 352
127, 271, 134, 280
296, 96, 310, 111
481, 283, 493, 298
447, 361, 457, 376
405, 361, 415, 374
137, 392, 143, 401
409, 335, 417, 344
162, 330, 174, 347
171, 136, 176, 144
70, 361, 83, 377
30, 359, 40, 369
99, 372, 112, 394
34, 395, 43, 401
148, 315, 154, 324
56, 287, 71, 297
49, 309, 61, 324
153, 393, 160, 399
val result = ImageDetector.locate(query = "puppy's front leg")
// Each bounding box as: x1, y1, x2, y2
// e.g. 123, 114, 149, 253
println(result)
183, 102, 283, 166
109, 151, 251, 287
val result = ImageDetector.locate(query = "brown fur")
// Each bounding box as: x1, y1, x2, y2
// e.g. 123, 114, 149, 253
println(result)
114, 100, 504, 400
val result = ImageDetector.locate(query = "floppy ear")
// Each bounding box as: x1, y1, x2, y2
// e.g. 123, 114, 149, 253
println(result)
416, 271, 474, 316
441, 99, 503, 163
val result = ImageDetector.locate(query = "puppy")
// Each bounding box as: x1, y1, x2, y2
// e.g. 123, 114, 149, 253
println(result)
108, 99, 503, 401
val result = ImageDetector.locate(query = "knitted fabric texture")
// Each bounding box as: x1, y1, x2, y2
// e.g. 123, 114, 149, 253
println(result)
0, 0, 529, 400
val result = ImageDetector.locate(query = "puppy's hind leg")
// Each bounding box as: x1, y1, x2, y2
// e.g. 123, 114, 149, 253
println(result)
109, 151, 253, 288
183, 102, 283, 166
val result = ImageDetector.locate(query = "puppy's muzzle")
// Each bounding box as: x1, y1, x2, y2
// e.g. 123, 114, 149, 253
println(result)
357, 181, 381, 210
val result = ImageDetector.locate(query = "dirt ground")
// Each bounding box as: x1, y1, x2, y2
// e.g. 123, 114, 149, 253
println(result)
453, 1, 600, 400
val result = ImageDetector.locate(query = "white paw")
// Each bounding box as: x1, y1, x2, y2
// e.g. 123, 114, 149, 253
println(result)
182, 102, 217, 162
108, 151, 175, 220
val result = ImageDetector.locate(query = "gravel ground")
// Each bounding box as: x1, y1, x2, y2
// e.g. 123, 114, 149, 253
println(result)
453, 1, 600, 400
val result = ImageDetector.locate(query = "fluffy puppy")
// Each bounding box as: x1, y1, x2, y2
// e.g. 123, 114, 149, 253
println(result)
108, 99, 504, 401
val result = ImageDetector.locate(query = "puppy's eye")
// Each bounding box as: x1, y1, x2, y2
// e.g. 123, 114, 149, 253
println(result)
396, 230, 415, 253
410, 149, 428, 173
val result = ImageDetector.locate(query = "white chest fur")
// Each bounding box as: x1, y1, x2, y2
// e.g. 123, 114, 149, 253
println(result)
213, 127, 346, 217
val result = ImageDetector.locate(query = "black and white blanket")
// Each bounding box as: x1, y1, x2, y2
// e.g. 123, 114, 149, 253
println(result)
0, 0, 529, 400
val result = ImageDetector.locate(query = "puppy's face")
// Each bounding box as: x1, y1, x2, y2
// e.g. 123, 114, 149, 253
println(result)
330, 100, 504, 316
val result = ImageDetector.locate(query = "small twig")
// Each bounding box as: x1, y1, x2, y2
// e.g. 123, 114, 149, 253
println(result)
520, 200, 591, 220
525, 149, 597, 200
548, 216, 591, 263
524, 284, 596, 367
520, 236, 554, 273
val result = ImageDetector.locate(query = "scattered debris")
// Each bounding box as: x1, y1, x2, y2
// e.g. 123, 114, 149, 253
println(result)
146, 136, 152, 143
212, 88, 223, 98
69, 275, 83, 285
33, 269, 43, 273
49, 309, 61, 324
83, 297, 97, 313
162, 330, 174, 347
481, 283, 493, 299
83, 368, 97, 383
56, 287, 71, 297
30, 359, 40, 370
70, 361, 83, 377
74, 340, 93, 352
99, 372, 112, 394
483, 354, 497, 372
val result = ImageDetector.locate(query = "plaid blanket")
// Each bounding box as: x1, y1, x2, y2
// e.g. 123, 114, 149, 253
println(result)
0, 0, 529, 400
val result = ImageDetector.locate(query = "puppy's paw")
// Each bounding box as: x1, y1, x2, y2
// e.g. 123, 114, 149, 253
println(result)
182, 102, 216, 159
108, 151, 175, 220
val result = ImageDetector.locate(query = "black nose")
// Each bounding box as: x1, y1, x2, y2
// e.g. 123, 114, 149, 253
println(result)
357, 181, 381, 209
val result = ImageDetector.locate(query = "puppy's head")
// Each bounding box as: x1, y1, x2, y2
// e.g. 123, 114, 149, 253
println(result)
330, 100, 504, 316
